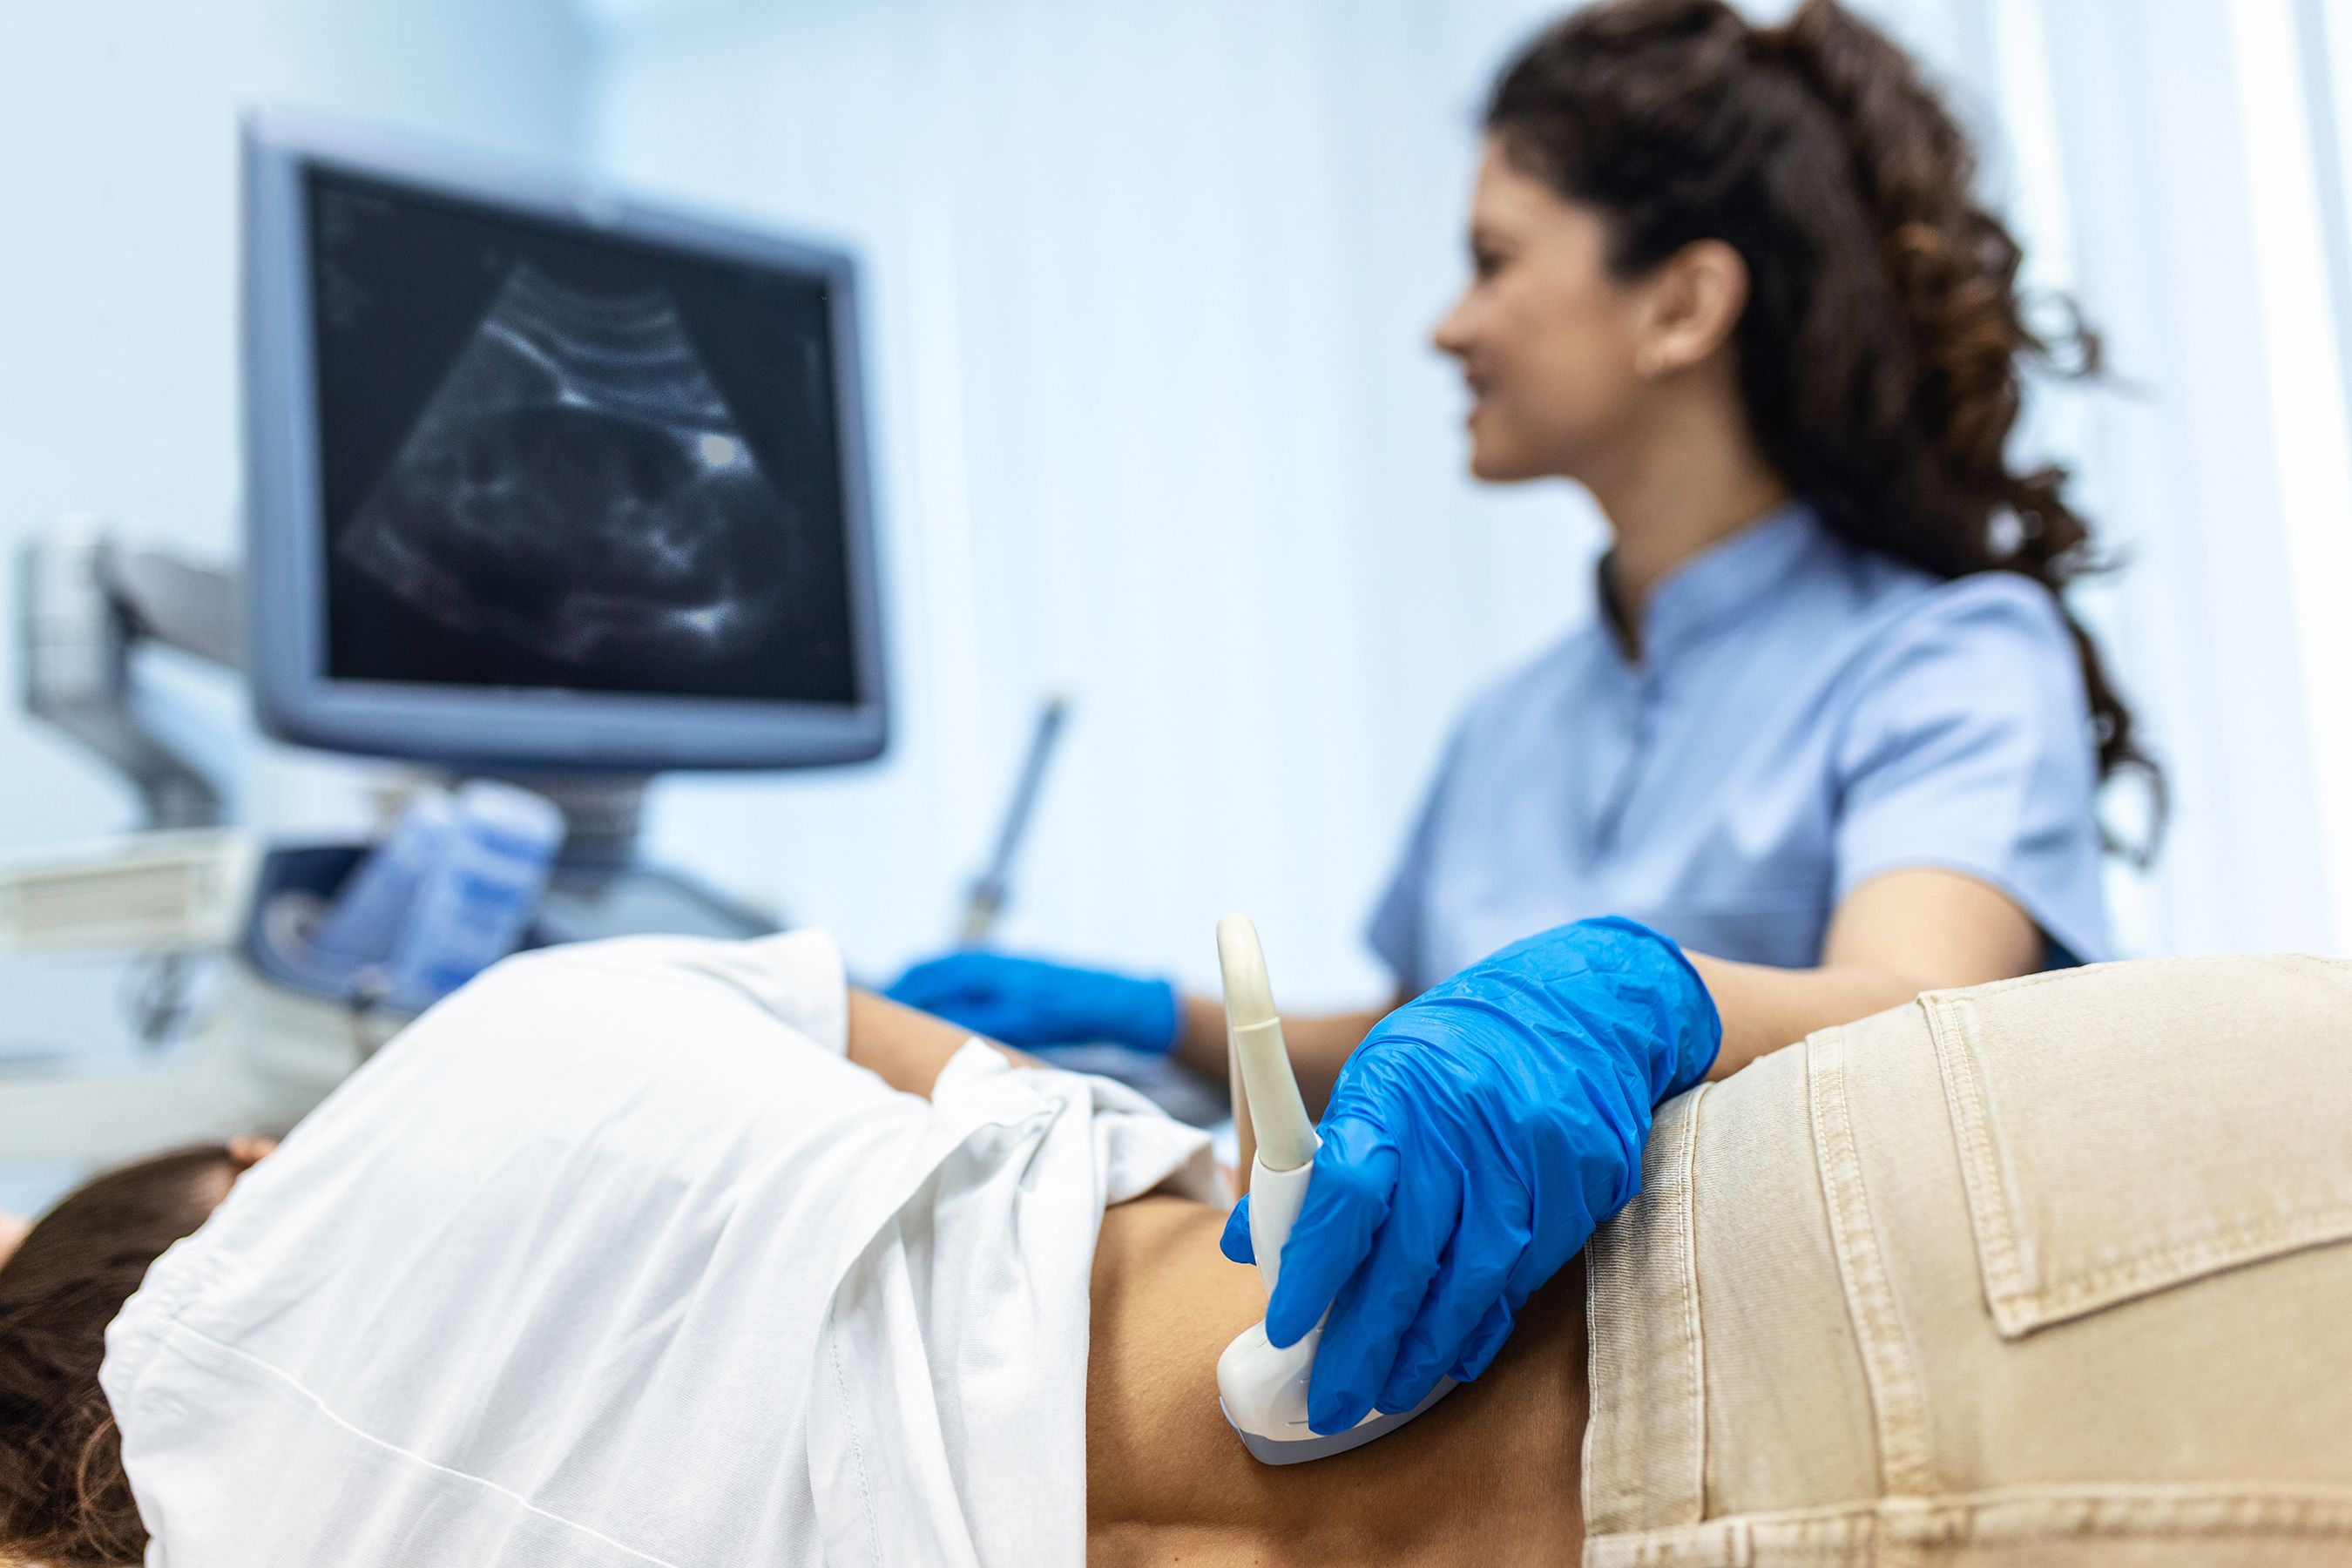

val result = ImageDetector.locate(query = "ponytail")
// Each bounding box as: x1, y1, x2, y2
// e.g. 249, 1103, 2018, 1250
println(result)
1487, 0, 2162, 854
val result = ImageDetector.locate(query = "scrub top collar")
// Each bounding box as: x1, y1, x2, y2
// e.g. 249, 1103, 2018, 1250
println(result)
1597, 498, 1824, 672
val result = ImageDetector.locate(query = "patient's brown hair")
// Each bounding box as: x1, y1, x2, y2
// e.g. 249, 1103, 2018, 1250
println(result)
0, 1146, 238, 1568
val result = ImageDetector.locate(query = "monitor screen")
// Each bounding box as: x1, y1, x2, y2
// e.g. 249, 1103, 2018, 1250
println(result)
310, 167, 857, 705
243, 114, 887, 773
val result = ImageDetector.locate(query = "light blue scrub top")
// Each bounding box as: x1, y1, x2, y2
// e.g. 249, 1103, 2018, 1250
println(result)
1368, 502, 2108, 994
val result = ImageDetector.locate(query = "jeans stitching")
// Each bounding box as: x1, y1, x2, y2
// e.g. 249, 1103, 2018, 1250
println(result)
1807, 1028, 1935, 1498
2000, 1205, 2352, 1328
1922, 953, 2338, 1018
1672, 1082, 1711, 1527
1585, 1139, 1647, 1535
1585, 1482, 2352, 1565
1930, 989, 2352, 1335
1583, 1088, 1712, 1542
1923, 991, 2032, 1335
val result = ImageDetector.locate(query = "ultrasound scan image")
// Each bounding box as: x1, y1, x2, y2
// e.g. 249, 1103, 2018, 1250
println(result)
338, 264, 795, 675
310, 167, 859, 704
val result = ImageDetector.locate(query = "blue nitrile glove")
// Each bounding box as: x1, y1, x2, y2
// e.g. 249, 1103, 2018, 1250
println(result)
884, 950, 1181, 1053
1219, 916, 1719, 1434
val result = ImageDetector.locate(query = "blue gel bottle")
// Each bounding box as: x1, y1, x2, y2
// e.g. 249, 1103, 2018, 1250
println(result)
383, 781, 566, 1011
307, 788, 459, 974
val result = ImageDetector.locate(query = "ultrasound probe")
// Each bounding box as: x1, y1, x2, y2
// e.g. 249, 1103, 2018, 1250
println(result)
1213, 914, 1456, 1464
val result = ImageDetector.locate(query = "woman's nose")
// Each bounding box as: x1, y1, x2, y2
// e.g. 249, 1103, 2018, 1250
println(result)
1431, 296, 1474, 359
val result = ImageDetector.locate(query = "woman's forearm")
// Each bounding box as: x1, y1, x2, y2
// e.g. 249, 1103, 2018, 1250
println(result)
1168, 959, 1894, 1113
1163, 870, 2042, 1103
1164, 958, 1930, 1110
1683, 955, 1936, 1079
1690, 868, 2050, 1078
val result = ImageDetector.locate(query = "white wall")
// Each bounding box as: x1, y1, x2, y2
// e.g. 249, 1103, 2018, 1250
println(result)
591, 0, 1600, 1004
0, 0, 595, 861
0, 2, 591, 1132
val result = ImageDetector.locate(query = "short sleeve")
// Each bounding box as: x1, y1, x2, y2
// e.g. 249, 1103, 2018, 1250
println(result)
1366, 724, 1469, 990
1830, 577, 2109, 965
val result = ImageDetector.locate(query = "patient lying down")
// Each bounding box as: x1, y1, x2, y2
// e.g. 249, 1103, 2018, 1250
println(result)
16, 937, 2352, 1565
0, 934, 1582, 1568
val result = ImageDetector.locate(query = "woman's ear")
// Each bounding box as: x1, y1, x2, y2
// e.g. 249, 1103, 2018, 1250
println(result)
1633, 238, 1750, 377
227, 1137, 279, 1173
0, 1210, 27, 1268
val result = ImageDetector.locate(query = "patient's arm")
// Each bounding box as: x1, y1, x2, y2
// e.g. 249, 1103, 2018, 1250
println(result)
845, 988, 1040, 1097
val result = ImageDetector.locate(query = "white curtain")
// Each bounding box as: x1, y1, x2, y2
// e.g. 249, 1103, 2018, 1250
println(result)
1908, 0, 2352, 959
585, 0, 2352, 996
597, 0, 1592, 1002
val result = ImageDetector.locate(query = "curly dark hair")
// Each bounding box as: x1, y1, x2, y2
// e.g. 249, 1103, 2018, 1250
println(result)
0, 1146, 239, 1567
1487, 0, 2160, 843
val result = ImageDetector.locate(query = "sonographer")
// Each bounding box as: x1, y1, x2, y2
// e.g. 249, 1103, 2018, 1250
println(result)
891, 0, 2153, 1436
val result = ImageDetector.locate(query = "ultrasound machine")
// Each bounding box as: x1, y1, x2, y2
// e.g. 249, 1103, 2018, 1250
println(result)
1, 112, 889, 1166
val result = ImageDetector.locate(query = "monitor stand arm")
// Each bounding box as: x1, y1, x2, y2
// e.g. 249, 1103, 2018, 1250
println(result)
17, 516, 240, 830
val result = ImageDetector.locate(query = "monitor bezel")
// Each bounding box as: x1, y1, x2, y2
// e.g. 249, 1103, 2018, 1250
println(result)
241, 110, 889, 773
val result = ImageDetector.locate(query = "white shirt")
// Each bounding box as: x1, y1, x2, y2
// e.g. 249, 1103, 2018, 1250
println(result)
103, 932, 1217, 1567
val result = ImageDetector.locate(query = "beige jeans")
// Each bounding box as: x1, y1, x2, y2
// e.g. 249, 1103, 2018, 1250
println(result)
1581, 955, 2352, 1566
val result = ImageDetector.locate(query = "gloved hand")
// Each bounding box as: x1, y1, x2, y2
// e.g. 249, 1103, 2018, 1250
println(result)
1219, 916, 1719, 1433
884, 950, 1181, 1053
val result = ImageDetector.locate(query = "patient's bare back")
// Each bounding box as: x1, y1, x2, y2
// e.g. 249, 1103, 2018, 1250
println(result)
1085, 1195, 1587, 1567
844, 989, 1588, 1563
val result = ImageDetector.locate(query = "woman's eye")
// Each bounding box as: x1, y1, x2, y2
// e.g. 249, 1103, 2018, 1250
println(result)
1472, 249, 1504, 280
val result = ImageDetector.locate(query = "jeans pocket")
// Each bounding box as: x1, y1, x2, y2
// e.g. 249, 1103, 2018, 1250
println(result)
1922, 955, 2352, 1337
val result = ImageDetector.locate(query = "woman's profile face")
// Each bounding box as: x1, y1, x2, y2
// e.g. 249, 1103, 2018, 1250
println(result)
1432, 140, 1654, 483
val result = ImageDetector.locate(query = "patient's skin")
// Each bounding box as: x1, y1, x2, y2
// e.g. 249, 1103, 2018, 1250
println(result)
1087, 1200, 1586, 1565
849, 991, 1589, 1565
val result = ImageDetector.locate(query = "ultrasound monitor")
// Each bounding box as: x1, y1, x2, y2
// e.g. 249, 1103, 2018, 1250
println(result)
240, 112, 888, 773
